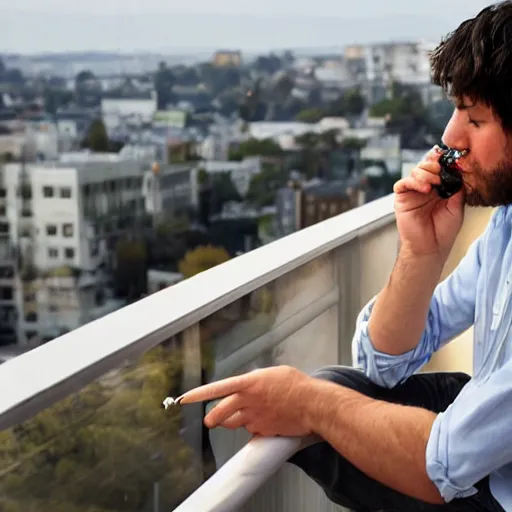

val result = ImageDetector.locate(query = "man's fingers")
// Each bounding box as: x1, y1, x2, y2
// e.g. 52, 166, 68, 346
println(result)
411, 167, 441, 185
180, 374, 249, 405
204, 393, 244, 428
219, 409, 249, 430
424, 146, 443, 162
394, 176, 432, 195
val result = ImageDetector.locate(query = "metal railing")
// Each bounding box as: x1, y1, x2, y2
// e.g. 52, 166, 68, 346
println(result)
0, 194, 397, 511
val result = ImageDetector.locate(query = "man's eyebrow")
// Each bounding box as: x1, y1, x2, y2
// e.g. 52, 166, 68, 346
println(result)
455, 102, 475, 110
448, 96, 476, 110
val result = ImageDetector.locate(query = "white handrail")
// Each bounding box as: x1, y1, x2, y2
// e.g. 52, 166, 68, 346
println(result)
173, 436, 305, 512
0, 195, 395, 430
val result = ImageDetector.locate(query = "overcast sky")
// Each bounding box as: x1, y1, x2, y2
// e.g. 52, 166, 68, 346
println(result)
0, 0, 494, 53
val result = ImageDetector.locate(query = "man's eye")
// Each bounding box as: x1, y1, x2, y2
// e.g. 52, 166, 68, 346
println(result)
468, 118, 480, 127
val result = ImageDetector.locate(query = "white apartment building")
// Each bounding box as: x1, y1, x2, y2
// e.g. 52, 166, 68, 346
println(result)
344, 41, 442, 105
1, 158, 146, 344
2, 160, 146, 272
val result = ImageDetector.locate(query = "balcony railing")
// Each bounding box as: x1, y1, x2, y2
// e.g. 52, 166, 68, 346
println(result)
0, 195, 399, 512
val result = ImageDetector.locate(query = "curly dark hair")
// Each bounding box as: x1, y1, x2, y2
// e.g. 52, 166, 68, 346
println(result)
430, 1, 512, 128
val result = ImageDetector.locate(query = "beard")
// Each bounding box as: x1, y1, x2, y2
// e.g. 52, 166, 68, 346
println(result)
464, 156, 512, 207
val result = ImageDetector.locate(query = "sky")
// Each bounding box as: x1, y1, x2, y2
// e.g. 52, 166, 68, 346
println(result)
0, 0, 495, 54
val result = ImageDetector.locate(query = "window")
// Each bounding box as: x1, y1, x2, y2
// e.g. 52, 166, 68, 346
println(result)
62, 223, 73, 237
64, 248, 75, 259
48, 248, 58, 259
25, 312, 38, 323
60, 187, 72, 198
0, 287, 13, 300
46, 225, 57, 236
0, 188, 6, 198
43, 186, 54, 198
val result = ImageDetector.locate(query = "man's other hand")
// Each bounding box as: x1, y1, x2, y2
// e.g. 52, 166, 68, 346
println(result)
180, 365, 315, 437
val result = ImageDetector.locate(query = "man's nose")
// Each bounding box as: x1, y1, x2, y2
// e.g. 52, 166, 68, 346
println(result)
441, 110, 469, 150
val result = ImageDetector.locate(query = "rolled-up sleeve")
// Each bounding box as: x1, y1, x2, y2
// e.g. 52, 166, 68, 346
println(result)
351, 215, 493, 388
426, 361, 512, 502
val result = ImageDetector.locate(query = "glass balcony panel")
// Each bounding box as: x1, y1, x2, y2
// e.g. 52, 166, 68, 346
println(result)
0, 196, 401, 511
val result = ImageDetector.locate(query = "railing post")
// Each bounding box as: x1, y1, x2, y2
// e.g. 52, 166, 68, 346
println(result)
335, 239, 362, 367
181, 323, 203, 479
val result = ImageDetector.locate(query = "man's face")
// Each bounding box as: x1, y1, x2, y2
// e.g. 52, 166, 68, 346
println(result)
442, 96, 512, 207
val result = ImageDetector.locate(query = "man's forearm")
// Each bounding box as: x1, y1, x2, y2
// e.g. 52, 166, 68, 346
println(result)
367, 247, 446, 355
305, 378, 443, 504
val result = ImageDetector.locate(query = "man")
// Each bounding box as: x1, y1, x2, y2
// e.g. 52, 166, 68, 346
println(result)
180, 3, 512, 511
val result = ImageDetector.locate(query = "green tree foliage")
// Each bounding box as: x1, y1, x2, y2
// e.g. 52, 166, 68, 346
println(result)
210, 172, 241, 212
83, 119, 109, 153
246, 163, 288, 208
340, 88, 366, 117
369, 81, 428, 148
294, 132, 320, 150
295, 108, 325, 123
341, 137, 367, 150
229, 138, 282, 161
178, 245, 230, 278
0, 346, 203, 512
319, 129, 341, 151
114, 239, 147, 301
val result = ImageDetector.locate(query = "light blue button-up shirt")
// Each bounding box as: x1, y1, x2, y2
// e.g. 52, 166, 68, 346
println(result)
353, 205, 512, 511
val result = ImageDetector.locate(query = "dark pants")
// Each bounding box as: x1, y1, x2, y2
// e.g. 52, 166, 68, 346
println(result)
288, 366, 505, 512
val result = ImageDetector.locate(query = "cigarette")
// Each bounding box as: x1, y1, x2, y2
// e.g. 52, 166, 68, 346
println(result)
162, 395, 184, 409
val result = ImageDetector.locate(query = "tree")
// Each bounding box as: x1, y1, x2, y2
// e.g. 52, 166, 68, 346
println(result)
319, 129, 340, 150
341, 88, 366, 117
341, 137, 367, 150
246, 163, 288, 208
369, 81, 429, 149
114, 239, 147, 300
178, 245, 230, 278
295, 108, 326, 124
83, 119, 109, 153
230, 138, 282, 160
210, 172, 241, 213
0, 345, 204, 512
294, 132, 320, 150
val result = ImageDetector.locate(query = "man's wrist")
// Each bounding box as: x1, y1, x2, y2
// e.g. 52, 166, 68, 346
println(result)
300, 377, 346, 435
399, 242, 447, 270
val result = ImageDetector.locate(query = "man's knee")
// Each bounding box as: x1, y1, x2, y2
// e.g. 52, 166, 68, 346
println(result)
311, 365, 381, 398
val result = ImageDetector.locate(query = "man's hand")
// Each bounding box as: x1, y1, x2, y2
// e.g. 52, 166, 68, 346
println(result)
180, 366, 443, 503
393, 146, 465, 258
180, 366, 314, 437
